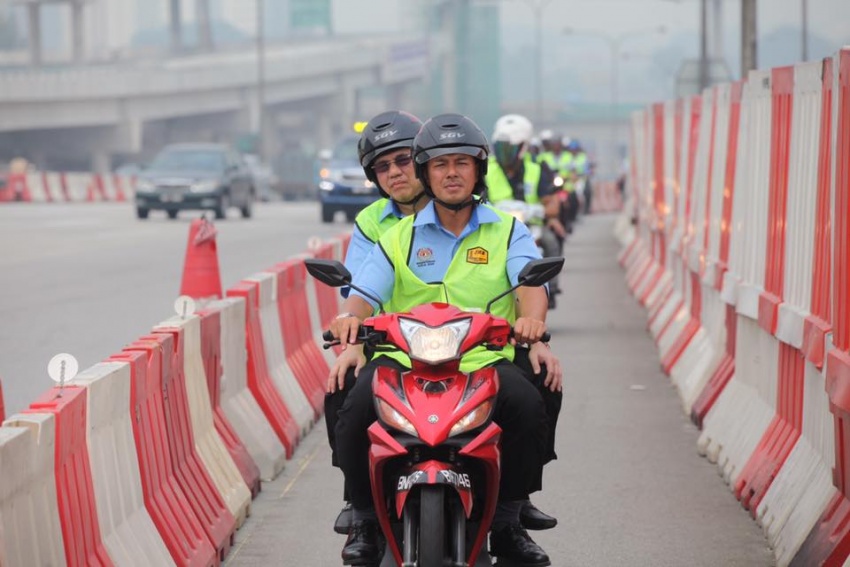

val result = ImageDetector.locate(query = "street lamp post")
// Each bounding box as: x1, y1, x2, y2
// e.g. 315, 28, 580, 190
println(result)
256, 0, 266, 162
563, 26, 665, 173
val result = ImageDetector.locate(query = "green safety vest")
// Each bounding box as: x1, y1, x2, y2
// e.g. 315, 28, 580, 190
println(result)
354, 198, 401, 243
485, 157, 542, 205
377, 206, 517, 371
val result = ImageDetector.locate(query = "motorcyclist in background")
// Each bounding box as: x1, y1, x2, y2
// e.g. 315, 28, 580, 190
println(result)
560, 136, 581, 228
568, 139, 593, 214
537, 130, 575, 238
485, 115, 566, 309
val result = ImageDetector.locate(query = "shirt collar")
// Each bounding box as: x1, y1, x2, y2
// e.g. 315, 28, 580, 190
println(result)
379, 199, 405, 221
412, 201, 501, 229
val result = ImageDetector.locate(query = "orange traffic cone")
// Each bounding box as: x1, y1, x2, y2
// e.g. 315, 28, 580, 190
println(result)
0, 377, 5, 422
180, 217, 223, 300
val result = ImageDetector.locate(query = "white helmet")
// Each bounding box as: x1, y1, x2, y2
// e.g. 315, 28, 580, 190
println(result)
492, 114, 534, 146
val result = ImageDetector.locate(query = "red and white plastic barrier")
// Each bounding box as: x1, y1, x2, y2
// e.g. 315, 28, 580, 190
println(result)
0, 412, 66, 566
0, 203, 364, 560
72, 362, 175, 565
0, 172, 134, 203
622, 48, 850, 566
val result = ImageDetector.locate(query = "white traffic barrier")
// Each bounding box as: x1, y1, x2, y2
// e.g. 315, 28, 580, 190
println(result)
0, 413, 67, 566
246, 272, 315, 435
213, 297, 287, 481
297, 252, 339, 369
156, 314, 252, 528
73, 361, 175, 566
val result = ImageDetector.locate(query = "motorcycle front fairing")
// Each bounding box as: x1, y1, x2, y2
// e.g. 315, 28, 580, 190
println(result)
368, 364, 502, 567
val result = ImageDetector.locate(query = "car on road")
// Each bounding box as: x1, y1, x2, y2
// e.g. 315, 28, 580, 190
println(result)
317, 134, 381, 223
134, 143, 255, 220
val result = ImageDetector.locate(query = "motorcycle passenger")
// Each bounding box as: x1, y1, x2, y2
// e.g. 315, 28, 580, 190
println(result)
560, 136, 581, 227
568, 139, 592, 214
538, 131, 576, 236
486, 114, 565, 309
325, 110, 429, 534
330, 113, 557, 567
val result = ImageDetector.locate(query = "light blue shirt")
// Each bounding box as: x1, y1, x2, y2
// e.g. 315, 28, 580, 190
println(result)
351, 202, 542, 309
342, 200, 404, 298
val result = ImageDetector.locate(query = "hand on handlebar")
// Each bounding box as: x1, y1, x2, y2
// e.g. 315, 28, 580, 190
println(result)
512, 316, 547, 345
329, 315, 362, 349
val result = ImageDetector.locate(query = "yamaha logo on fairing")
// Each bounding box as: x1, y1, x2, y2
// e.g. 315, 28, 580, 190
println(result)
439, 132, 466, 140
440, 470, 471, 489
374, 129, 398, 141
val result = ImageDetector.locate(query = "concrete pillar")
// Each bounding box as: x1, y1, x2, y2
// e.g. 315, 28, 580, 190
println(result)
71, 1, 84, 63
385, 83, 404, 111
196, 0, 213, 51
26, 4, 42, 65
317, 98, 334, 151
169, 0, 182, 53
91, 150, 111, 174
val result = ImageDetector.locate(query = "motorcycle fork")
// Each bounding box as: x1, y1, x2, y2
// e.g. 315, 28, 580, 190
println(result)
450, 495, 467, 567
402, 498, 418, 567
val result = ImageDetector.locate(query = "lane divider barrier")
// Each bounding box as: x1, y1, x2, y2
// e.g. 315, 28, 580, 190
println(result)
620, 47, 850, 566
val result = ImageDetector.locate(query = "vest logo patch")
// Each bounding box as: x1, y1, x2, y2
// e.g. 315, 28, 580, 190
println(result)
466, 247, 489, 265
416, 247, 435, 267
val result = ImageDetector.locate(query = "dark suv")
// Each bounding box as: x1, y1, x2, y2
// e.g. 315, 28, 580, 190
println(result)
134, 143, 254, 220
317, 135, 381, 223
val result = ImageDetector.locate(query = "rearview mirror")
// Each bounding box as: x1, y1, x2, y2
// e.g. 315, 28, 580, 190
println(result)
517, 257, 565, 287
305, 259, 351, 287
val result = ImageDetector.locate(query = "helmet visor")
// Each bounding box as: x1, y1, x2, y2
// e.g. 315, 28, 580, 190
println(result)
414, 145, 487, 165
493, 141, 522, 166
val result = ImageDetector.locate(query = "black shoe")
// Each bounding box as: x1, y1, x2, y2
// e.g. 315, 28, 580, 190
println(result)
334, 502, 352, 535
489, 524, 551, 566
341, 520, 384, 566
520, 502, 558, 531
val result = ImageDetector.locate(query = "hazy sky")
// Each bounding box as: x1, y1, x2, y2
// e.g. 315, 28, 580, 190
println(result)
500, 0, 850, 49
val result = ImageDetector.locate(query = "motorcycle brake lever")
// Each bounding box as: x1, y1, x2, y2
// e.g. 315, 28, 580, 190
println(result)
322, 340, 341, 350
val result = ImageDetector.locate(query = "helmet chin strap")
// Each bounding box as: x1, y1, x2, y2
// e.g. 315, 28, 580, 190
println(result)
393, 191, 426, 207
432, 196, 477, 212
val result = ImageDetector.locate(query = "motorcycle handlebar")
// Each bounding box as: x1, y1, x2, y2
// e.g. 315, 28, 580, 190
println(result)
510, 329, 551, 344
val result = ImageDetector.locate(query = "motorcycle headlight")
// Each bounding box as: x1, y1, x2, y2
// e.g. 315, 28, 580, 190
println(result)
553, 176, 564, 188
399, 318, 472, 365
376, 398, 418, 437
319, 180, 335, 191
449, 399, 494, 437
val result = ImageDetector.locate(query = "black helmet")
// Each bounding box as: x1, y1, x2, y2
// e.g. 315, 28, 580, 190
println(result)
358, 110, 423, 198
413, 113, 490, 198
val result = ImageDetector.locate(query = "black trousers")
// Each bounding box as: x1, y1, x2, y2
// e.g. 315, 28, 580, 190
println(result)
332, 357, 548, 510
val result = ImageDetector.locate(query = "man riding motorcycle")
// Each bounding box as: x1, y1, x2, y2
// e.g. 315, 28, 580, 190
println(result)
329, 113, 559, 567
485, 114, 565, 309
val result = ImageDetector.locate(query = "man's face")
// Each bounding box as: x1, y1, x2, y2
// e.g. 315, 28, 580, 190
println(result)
371, 148, 422, 203
426, 153, 477, 205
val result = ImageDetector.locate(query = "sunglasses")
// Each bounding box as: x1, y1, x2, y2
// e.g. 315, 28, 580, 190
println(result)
371, 154, 413, 174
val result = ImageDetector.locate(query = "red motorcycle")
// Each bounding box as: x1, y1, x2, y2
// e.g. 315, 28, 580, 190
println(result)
306, 257, 562, 567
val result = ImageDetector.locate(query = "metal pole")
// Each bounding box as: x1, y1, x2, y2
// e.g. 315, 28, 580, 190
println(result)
256, 0, 266, 161
169, 0, 182, 53
801, 0, 808, 61
741, 0, 757, 77
534, 4, 543, 123
26, 3, 41, 65
71, 1, 84, 63
611, 39, 619, 168
699, 0, 709, 90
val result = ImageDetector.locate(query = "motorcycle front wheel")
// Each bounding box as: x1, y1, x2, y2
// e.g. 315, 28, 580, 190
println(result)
418, 485, 446, 567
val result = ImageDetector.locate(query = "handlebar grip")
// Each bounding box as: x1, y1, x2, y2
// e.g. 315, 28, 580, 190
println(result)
323, 330, 335, 342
